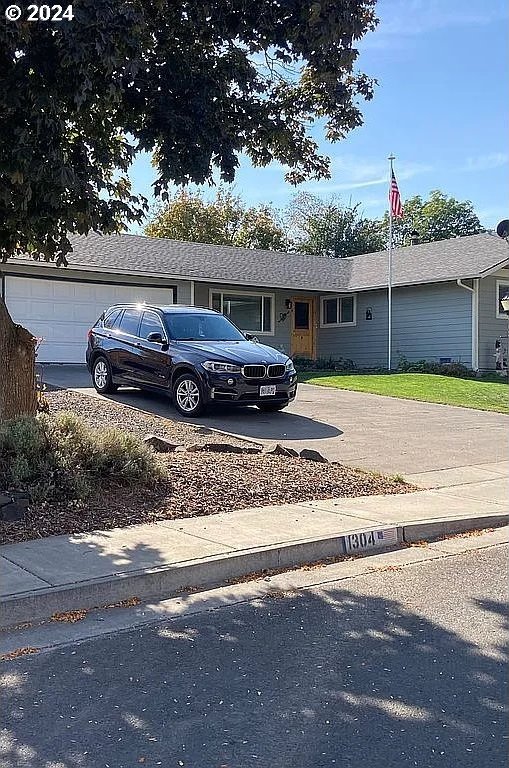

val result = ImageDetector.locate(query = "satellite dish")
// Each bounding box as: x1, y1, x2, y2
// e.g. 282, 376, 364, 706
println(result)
496, 219, 509, 239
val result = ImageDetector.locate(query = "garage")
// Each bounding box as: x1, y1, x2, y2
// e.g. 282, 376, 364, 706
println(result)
5, 276, 176, 363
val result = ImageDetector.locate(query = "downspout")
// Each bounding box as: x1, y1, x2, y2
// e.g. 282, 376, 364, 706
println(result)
190, 280, 195, 306
457, 278, 479, 371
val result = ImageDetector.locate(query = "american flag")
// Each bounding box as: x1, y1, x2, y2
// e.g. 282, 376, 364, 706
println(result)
389, 170, 403, 218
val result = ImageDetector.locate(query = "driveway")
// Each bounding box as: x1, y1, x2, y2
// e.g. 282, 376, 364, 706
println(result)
42, 364, 509, 477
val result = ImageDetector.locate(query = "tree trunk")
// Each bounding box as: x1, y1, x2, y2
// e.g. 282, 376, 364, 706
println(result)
0, 295, 37, 421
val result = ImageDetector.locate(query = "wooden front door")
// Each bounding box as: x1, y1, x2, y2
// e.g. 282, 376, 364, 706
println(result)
291, 297, 316, 359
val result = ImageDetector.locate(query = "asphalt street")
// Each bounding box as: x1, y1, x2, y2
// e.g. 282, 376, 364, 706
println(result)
1, 545, 507, 768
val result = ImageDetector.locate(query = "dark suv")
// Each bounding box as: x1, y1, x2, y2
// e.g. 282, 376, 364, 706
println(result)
86, 304, 297, 417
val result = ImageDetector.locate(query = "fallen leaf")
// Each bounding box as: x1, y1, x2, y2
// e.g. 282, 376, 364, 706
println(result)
51, 610, 87, 623
0, 647, 39, 661
103, 597, 141, 609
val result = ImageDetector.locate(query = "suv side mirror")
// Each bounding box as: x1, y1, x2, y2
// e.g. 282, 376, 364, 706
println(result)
245, 333, 260, 343
147, 332, 167, 344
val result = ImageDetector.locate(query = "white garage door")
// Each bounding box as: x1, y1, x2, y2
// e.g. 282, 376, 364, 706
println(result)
5, 276, 175, 363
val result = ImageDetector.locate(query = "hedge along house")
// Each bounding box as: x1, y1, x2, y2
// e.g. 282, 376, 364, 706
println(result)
2, 231, 509, 371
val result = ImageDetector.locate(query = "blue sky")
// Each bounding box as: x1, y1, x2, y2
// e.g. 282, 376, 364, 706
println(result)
128, 0, 509, 231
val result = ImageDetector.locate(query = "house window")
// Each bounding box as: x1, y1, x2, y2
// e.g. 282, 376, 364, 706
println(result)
496, 280, 509, 318
210, 290, 274, 334
321, 295, 356, 327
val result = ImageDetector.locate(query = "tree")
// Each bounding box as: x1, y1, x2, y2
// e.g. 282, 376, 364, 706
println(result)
0, 0, 377, 419
386, 190, 483, 247
288, 192, 385, 258
145, 189, 288, 251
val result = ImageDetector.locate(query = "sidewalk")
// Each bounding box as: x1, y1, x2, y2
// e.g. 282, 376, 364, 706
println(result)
1, 464, 507, 628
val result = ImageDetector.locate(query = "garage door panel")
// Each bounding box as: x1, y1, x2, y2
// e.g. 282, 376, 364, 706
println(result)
5, 276, 176, 363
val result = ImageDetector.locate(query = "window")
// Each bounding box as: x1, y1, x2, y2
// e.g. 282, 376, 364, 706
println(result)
118, 308, 141, 336
320, 295, 356, 327
210, 291, 274, 334
165, 312, 246, 341
140, 311, 165, 340
294, 301, 310, 330
496, 281, 509, 318
103, 308, 122, 330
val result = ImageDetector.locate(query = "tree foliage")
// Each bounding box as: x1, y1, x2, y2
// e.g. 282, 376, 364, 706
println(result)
288, 191, 385, 258
0, 0, 377, 265
387, 190, 483, 246
145, 189, 288, 251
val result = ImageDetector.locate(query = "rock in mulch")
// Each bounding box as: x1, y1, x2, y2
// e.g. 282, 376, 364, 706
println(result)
299, 448, 328, 463
186, 442, 262, 455
263, 443, 299, 458
143, 434, 180, 453
0, 492, 30, 523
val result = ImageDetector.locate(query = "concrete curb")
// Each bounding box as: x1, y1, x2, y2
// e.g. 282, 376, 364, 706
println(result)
1, 513, 507, 629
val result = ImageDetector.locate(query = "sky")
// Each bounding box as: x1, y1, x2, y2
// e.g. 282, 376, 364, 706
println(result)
128, 0, 509, 232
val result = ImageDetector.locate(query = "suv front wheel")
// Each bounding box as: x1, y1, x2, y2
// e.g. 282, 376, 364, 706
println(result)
173, 373, 206, 417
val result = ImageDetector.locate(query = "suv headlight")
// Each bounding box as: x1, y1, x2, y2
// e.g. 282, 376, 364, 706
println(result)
285, 358, 296, 373
202, 361, 241, 374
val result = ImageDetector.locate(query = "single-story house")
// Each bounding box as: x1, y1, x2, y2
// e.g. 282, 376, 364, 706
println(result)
2, 231, 509, 371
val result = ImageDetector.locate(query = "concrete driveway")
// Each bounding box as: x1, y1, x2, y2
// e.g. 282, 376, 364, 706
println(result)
42, 364, 509, 478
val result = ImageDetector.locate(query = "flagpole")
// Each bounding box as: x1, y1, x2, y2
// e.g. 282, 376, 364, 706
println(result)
388, 154, 395, 372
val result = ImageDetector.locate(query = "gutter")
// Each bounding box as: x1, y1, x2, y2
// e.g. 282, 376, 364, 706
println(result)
457, 279, 479, 370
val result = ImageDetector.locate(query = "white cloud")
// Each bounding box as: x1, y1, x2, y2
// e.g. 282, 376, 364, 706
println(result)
361, 0, 509, 50
463, 153, 509, 172
300, 156, 431, 194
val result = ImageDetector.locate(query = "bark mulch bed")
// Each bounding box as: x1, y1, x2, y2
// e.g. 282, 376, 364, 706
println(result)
44, 389, 252, 448
0, 391, 415, 545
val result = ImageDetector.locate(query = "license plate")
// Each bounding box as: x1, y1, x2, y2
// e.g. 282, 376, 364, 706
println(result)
344, 528, 398, 554
259, 385, 277, 396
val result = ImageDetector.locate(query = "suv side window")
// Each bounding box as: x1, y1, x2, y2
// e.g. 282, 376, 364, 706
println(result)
140, 311, 166, 340
103, 308, 123, 330
118, 308, 141, 337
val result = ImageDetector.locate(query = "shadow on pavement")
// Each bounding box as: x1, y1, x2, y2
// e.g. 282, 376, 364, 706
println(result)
42, 364, 342, 442
1, 573, 506, 767
111, 388, 343, 442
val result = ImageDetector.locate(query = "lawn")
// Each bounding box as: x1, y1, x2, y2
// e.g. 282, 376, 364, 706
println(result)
299, 372, 509, 413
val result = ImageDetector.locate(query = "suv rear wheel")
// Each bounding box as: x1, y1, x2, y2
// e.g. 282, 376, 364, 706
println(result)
92, 356, 117, 394
173, 373, 206, 417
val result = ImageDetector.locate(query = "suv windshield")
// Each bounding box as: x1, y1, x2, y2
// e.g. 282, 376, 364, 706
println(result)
165, 312, 246, 341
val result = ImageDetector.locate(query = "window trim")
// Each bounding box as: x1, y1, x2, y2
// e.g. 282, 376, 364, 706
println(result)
117, 307, 142, 338
140, 310, 167, 341
208, 288, 276, 336
496, 280, 509, 319
320, 294, 357, 328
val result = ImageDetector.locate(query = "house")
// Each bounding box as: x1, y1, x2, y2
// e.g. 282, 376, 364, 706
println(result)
2, 231, 509, 371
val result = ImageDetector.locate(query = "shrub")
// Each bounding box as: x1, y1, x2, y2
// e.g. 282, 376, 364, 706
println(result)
293, 356, 356, 372
397, 356, 476, 379
0, 412, 163, 502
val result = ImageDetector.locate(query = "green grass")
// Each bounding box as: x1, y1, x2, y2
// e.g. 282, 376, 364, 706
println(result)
298, 372, 509, 413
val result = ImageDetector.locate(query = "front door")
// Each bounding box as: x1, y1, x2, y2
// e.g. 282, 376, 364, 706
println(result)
291, 297, 316, 359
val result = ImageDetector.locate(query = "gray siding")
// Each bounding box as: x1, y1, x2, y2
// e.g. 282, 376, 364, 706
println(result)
319, 281, 472, 368
193, 281, 320, 355
318, 288, 388, 367
478, 273, 509, 370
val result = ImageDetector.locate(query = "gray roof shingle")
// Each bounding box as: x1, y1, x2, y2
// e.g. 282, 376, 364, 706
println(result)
16, 232, 509, 292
